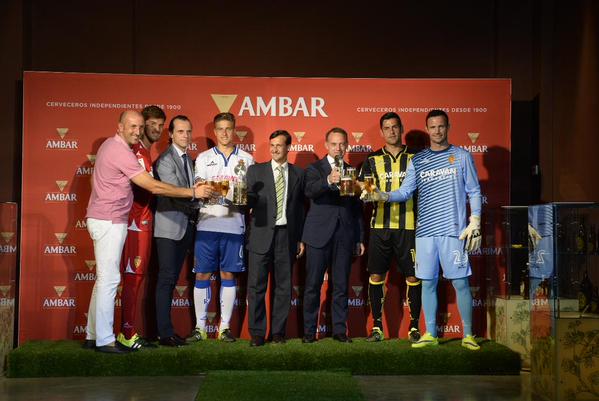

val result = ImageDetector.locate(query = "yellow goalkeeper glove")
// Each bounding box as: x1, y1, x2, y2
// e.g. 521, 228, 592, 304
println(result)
459, 215, 482, 252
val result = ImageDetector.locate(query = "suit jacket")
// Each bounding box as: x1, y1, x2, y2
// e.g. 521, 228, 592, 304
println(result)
301, 157, 364, 248
246, 161, 305, 254
154, 145, 196, 241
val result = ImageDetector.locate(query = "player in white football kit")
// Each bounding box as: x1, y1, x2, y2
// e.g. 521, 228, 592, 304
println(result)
368, 110, 482, 350
189, 112, 254, 342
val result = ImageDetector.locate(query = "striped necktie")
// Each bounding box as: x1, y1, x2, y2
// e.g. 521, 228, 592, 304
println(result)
275, 166, 285, 220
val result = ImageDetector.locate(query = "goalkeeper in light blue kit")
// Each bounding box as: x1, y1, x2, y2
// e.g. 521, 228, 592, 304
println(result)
365, 109, 482, 350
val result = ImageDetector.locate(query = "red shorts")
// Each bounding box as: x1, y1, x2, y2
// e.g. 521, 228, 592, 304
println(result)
120, 230, 153, 275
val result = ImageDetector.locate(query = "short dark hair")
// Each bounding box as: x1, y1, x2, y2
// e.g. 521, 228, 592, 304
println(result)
269, 130, 292, 145
325, 127, 348, 142
379, 112, 402, 129
425, 109, 450, 126
141, 105, 166, 122
168, 115, 192, 133
213, 112, 236, 127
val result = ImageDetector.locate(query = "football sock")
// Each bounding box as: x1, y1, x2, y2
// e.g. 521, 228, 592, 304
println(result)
421, 277, 439, 337
194, 280, 211, 331
368, 277, 385, 329
220, 279, 236, 330
121, 273, 145, 339
452, 277, 473, 337
406, 279, 422, 330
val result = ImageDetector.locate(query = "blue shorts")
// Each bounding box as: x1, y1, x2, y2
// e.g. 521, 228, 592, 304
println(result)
528, 236, 554, 279
194, 231, 245, 273
415, 236, 472, 280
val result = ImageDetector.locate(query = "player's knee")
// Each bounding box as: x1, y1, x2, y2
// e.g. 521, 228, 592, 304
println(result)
196, 272, 212, 281
221, 271, 235, 281
369, 274, 385, 285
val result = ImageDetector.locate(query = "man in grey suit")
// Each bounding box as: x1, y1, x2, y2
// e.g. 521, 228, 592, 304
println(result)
246, 130, 305, 346
154, 115, 213, 347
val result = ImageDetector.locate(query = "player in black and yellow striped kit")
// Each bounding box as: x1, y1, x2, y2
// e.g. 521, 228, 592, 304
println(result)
359, 112, 422, 342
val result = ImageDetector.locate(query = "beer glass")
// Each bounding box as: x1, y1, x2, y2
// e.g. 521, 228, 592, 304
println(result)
340, 167, 356, 196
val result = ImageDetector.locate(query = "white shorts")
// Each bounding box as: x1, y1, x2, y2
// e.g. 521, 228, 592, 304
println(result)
415, 236, 472, 280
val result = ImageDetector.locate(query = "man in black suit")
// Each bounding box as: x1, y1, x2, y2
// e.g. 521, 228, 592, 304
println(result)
302, 127, 365, 343
246, 130, 305, 347
154, 115, 213, 347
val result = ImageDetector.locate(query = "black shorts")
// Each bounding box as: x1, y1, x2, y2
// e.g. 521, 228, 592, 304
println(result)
367, 228, 416, 277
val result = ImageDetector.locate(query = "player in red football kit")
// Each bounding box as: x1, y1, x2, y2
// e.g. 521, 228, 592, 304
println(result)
117, 105, 166, 350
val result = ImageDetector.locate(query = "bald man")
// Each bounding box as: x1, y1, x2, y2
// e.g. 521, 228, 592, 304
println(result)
84, 110, 213, 354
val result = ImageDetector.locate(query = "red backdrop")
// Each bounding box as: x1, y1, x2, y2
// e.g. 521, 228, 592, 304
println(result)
19, 72, 511, 343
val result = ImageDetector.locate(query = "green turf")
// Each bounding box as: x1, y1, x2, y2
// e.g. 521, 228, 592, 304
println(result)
196, 370, 365, 401
7, 338, 521, 377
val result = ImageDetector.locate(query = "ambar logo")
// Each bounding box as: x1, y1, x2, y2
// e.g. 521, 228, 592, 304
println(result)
210, 93, 328, 118
74, 260, 96, 281
460, 132, 488, 153
0, 232, 16, 253
1, 232, 15, 243
172, 286, 191, 307
42, 285, 76, 308
235, 131, 248, 142
46, 128, 79, 150
46, 180, 77, 202
348, 285, 365, 307
289, 132, 314, 152
351, 132, 364, 143
44, 232, 76, 255
0, 285, 14, 307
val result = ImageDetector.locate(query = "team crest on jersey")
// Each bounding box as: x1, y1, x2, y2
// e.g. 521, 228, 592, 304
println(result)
448, 155, 455, 164
134, 256, 142, 269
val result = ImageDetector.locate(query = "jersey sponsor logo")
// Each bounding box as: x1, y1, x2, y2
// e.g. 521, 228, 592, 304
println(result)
420, 167, 457, 182
46, 128, 79, 150
43, 285, 76, 308
379, 170, 407, 180
206, 161, 218, 167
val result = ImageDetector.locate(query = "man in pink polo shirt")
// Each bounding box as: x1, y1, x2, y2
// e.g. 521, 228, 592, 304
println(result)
85, 110, 212, 354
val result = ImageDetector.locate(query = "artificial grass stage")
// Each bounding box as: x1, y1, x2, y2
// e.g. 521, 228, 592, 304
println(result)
7, 338, 521, 378
196, 371, 365, 401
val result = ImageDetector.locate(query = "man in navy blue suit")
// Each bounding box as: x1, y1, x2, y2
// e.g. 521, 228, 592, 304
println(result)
302, 127, 365, 343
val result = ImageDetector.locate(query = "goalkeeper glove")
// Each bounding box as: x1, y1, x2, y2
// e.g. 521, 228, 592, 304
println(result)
528, 224, 542, 250
459, 215, 481, 252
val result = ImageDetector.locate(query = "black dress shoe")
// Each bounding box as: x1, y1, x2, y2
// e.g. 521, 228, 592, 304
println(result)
333, 333, 352, 343
82, 340, 96, 349
302, 334, 316, 343
159, 335, 187, 347
250, 336, 265, 347
272, 334, 286, 344
95, 343, 130, 354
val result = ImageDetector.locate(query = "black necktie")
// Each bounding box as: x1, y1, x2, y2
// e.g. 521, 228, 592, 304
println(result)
181, 154, 190, 188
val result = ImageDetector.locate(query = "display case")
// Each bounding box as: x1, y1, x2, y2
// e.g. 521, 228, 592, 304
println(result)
529, 203, 599, 401
485, 206, 532, 367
